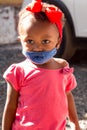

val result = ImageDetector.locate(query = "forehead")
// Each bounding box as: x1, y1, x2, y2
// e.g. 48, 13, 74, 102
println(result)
18, 14, 59, 37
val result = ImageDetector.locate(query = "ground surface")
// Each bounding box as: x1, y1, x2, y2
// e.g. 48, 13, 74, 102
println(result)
0, 43, 87, 129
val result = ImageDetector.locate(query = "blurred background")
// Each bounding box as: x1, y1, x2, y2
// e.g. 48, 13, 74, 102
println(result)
0, 0, 23, 44
0, 0, 87, 129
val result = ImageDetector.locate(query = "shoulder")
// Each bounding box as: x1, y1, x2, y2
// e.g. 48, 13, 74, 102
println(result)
10, 59, 27, 70
53, 58, 69, 68
3, 60, 27, 76
3, 60, 27, 91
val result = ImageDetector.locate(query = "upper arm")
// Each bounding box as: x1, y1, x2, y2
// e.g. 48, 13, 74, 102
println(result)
66, 91, 72, 99
6, 81, 19, 109
66, 91, 75, 109
2, 82, 19, 130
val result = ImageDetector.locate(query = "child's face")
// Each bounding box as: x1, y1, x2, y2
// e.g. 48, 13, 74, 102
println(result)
19, 15, 61, 52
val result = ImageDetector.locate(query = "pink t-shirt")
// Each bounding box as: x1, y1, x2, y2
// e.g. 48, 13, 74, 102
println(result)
3, 59, 77, 130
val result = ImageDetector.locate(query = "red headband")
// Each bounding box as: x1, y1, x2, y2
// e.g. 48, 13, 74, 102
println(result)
26, 0, 63, 39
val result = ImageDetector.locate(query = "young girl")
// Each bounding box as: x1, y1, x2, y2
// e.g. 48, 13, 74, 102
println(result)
2, 0, 80, 130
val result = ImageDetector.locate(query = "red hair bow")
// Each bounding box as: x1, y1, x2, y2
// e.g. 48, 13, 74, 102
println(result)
26, 0, 63, 39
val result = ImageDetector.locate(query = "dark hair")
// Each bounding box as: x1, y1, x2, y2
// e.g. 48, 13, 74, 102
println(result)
18, 9, 50, 34
34, 12, 49, 21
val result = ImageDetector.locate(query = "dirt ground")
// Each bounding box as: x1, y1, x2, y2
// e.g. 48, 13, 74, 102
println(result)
0, 43, 87, 129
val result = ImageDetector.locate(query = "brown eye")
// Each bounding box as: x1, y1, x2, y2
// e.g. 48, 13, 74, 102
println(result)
27, 39, 34, 44
42, 40, 50, 44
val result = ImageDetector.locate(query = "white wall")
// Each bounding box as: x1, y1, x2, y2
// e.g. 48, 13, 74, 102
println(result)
22, 0, 32, 8
0, 6, 18, 44
0, 1, 31, 44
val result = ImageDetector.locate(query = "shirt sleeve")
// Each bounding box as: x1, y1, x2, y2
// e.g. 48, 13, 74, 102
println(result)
65, 73, 77, 92
3, 64, 21, 91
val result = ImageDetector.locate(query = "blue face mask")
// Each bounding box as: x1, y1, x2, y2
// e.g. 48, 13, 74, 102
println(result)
22, 48, 57, 64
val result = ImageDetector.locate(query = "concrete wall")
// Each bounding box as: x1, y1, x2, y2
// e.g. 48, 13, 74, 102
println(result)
0, 4, 22, 44
22, 0, 32, 8
0, 0, 33, 44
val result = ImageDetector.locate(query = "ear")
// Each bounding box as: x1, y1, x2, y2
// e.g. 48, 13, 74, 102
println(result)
56, 37, 61, 49
17, 36, 21, 42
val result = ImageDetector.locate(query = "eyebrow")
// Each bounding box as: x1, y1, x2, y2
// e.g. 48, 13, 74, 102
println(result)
25, 34, 52, 39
